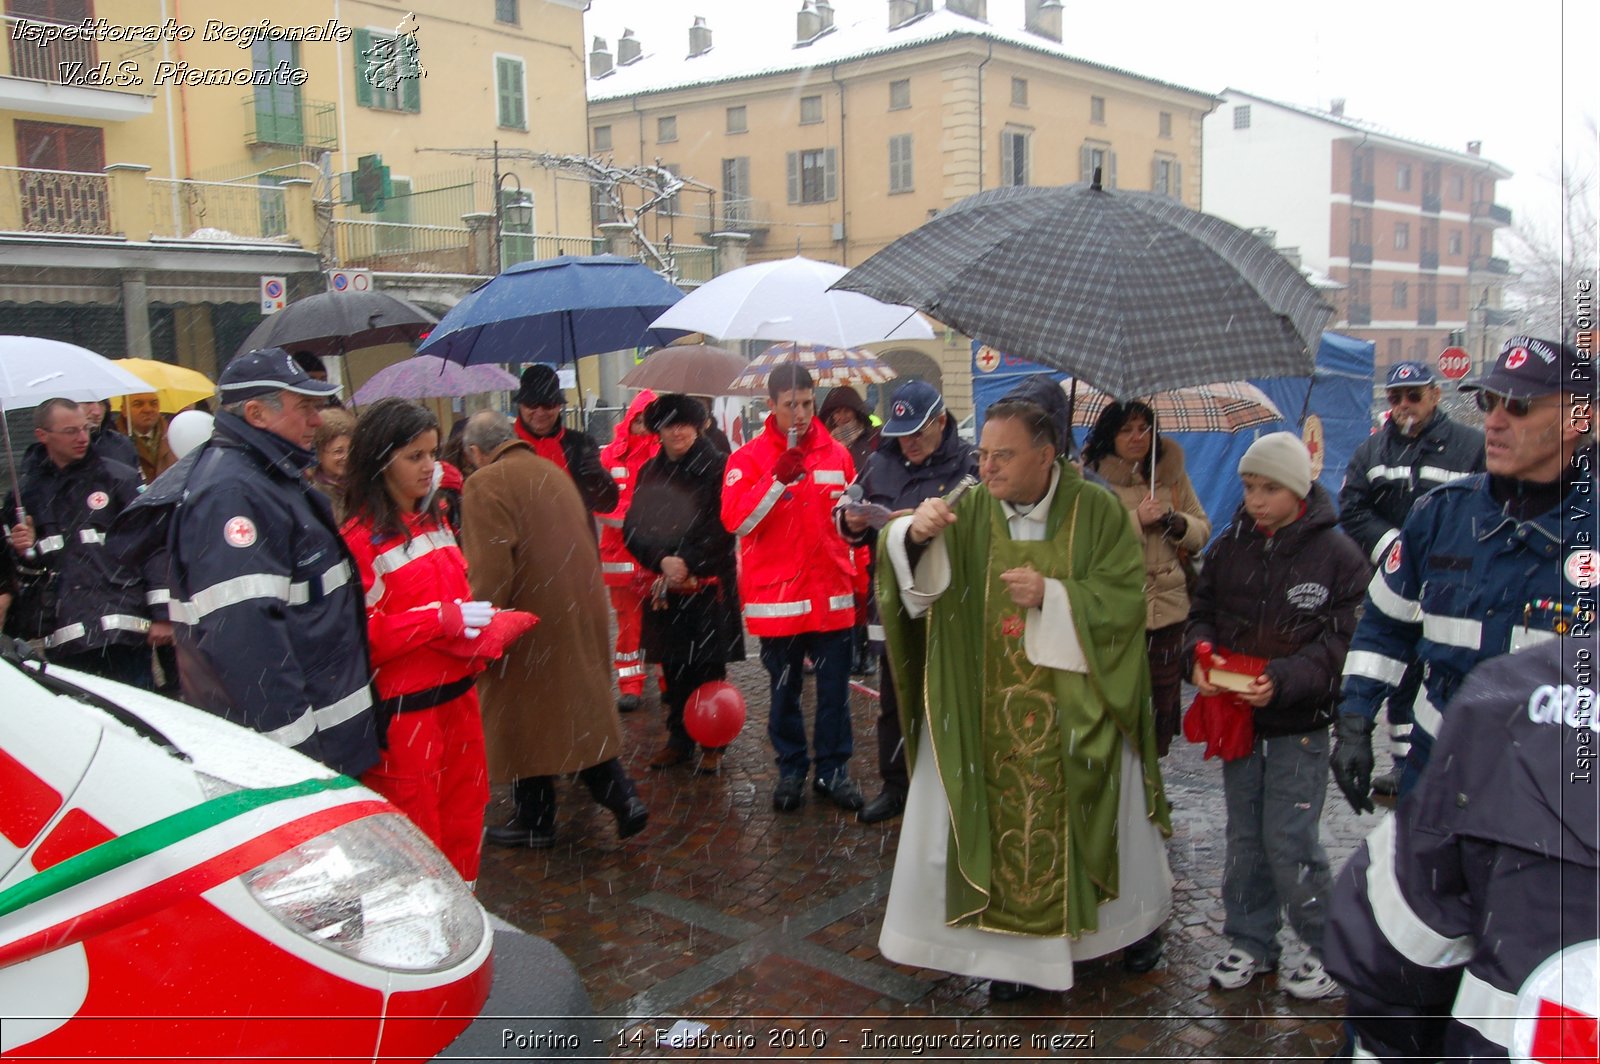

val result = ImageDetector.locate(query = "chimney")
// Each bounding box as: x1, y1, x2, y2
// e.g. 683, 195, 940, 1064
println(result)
616, 27, 642, 66
688, 15, 712, 58
1329, 97, 1345, 117
817, 0, 834, 30
1466, 140, 1482, 156
797, 0, 822, 43
1023, 0, 1062, 42
589, 36, 613, 78
946, 0, 987, 18
889, 0, 919, 30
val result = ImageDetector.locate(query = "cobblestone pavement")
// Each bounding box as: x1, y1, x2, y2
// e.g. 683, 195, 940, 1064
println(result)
476, 656, 1392, 1062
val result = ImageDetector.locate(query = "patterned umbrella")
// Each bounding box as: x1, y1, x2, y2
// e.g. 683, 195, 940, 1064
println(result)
726, 342, 898, 395
1057, 377, 1284, 433
834, 179, 1331, 398
352, 355, 517, 405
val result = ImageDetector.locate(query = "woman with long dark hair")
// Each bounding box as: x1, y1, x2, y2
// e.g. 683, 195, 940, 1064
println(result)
340, 397, 492, 884
1082, 400, 1211, 757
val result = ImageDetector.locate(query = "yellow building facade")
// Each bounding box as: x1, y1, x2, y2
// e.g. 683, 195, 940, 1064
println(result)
0, 0, 591, 377
586, 0, 1215, 415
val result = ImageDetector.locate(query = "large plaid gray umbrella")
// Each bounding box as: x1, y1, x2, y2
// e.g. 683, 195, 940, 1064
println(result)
833, 181, 1333, 398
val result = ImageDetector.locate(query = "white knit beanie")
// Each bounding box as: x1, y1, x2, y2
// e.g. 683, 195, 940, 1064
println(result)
1238, 431, 1312, 499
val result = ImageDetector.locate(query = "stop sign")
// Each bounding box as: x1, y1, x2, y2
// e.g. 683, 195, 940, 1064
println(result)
1437, 346, 1471, 380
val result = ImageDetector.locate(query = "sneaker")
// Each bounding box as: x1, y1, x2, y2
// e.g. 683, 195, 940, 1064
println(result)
772, 775, 806, 812
814, 771, 865, 811
1209, 948, 1272, 990
1280, 956, 1340, 1000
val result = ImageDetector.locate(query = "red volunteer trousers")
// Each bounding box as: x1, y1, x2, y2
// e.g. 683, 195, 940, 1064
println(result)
609, 584, 649, 697
360, 689, 489, 884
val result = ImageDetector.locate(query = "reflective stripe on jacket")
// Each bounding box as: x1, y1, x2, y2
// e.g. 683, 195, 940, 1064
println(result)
596, 390, 658, 587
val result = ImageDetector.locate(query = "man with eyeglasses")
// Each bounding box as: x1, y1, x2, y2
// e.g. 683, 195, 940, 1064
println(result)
1337, 361, 1484, 795
836, 380, 977, 823
1333, 336, 1596, 809
5, 397, 169, 686
511, 364, 618, 519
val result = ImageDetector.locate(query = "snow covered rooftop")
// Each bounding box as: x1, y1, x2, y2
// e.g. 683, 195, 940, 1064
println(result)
586, 0, 1215, 104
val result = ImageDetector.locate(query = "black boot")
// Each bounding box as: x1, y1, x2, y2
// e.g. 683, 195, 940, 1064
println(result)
580, 758, 649, 840
485, 776, 557, 848
989, 980, 1037, 1002
1122, 928, 1164, 973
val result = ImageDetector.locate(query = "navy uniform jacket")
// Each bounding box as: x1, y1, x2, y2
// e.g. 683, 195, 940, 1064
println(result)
1338, 410, 1485, 564
1339, 447, 1597, 770
1325, 635, 1599, 1061
111, 410, 378, 778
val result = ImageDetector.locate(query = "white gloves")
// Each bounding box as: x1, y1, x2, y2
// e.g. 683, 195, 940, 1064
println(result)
458, 599, 495, 638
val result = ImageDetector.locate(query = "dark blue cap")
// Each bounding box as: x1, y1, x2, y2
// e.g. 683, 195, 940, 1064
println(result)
1459, 335, 1594, 401
219, 347, 339, 402
881, 380, 945, 437
1384, 361, 1434, 388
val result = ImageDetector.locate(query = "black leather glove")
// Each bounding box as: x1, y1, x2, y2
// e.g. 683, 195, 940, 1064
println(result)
1330, 713, 1376, 814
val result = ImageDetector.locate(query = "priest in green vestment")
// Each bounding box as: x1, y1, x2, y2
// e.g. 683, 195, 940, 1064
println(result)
876, 398, 1173, 1001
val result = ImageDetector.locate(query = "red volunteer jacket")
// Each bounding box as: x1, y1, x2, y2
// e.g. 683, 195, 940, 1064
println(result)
342, 511, 478, 699
597, 390, 658, 588
720, 415, 857, 637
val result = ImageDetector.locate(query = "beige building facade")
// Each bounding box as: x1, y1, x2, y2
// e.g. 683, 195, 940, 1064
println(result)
586, 0, 1215, 417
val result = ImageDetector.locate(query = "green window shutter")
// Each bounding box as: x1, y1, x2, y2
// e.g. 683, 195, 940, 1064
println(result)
511, 62, 526, 128
354, 28, 373, 108
823, 148, 837, 202
496, 57, 525, 128
401, 36, 421, 112
786, 151, 799, 204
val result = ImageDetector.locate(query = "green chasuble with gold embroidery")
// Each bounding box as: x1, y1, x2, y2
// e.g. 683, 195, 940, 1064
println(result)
877, 460, 1171, 938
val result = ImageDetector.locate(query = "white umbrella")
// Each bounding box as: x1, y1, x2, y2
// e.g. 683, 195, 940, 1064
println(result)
648, 255, 934, 348
1, 336, 152, 523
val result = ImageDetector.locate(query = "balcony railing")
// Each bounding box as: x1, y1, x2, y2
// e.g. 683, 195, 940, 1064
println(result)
1417, 306, 1438, 326
670, 196, 773, 234
0, 165, 110, 235
1351, 182, 1375, 204
1419, 251, 1439, 271
501, 232, 605, 268
1347, 302, 1372, 326
667, 245, 718, 286
150, 178, 288, 240
242, 94, 338, 152
2, 15, 96, 83
1470, 255, 1510, 275
1349, 243, 1373, 264
1422, 192, 1441, 214
1471, 201, 1513, 226
334, 219, 471, 265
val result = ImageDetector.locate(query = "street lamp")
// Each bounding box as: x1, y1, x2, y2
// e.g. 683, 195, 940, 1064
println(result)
495, 170, 534, 272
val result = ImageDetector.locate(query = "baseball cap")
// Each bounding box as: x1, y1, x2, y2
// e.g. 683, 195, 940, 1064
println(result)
218, 347, 340, 403
1459, 335, 1594, 402
1384, 361, 1434, 389
880, 380, 945, 437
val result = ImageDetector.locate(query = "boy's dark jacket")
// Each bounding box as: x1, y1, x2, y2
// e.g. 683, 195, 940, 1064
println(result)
1183, 483, 1371, 737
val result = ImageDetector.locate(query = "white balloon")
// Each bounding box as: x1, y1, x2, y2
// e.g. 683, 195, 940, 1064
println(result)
167, 410, 214, 459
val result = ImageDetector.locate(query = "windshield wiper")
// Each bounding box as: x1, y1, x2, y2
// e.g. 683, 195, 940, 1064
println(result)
3, 637, 191, 762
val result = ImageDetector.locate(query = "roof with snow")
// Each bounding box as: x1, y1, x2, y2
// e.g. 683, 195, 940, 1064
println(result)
587, 0, 1216, 104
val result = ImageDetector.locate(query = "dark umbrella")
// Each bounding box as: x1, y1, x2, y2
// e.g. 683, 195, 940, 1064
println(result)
234, 290, 438, 362
416, 254, 688, 366
618, 344, 746, 396
833, 178, 1332, 398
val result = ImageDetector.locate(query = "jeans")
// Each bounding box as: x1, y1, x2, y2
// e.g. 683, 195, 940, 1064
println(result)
758, 628, 854, 781
1220, 728, 1332, 965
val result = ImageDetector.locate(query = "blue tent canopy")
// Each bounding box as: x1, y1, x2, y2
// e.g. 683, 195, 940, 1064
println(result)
965, 332, 1376, 538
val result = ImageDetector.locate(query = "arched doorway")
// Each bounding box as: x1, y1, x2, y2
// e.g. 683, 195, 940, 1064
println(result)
867, 348, 943, 416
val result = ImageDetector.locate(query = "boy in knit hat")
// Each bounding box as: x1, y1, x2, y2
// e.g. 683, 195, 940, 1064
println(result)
1183, 432, 1370, 1000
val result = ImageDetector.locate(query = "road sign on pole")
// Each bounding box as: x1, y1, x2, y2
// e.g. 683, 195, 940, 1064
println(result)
260, 276, 287, 315
1437, 346, 1471, 380
328, 269, 372, 294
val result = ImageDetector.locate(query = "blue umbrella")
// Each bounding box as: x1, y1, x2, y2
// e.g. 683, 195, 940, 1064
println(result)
416, 254, 688, 365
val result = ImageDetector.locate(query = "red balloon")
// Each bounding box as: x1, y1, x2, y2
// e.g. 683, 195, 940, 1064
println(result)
683, 681, 745, 747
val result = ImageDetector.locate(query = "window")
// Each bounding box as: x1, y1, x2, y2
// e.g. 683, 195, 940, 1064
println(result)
1232, 104, 1251, 129
726, 105, 747, 134
660, 163, 681, 216
1011, 77, 1027, 106
373, 176, 412, 252
888, 134, 913, 194
800, 95, 823, 125
1396, 163, 1412, 191
1001, 129, 1029, 187
1448, 230, 1463, 256
1159, 111, 1172, 138
889, 79, 911, 111
722, 156, 751, 223
495, 55, 526, 130
1412, 337, 1431, 360
354, 29, 420, 112
593, 124, 612, 152
1394, 222, 1410, 251
495, 0, 518, 23
1446, 283, 1461, 310
253, 39, 308, 137
786, 148, 836, 204
1152, 156, 1180, 198
1080, 142, 1115, 188
1393, 281, 1408, 309
1090, 96, 1105, 123
657, 115, 677, 142
1451, 173, 1465, 200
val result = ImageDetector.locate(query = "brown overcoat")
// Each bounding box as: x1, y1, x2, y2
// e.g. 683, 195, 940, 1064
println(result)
460, 439, 623, 780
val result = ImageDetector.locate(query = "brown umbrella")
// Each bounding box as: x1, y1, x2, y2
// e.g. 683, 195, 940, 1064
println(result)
618, 344, 747, 396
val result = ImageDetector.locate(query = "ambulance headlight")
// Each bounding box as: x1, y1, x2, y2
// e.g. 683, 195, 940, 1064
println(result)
243, 813, 484, 972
